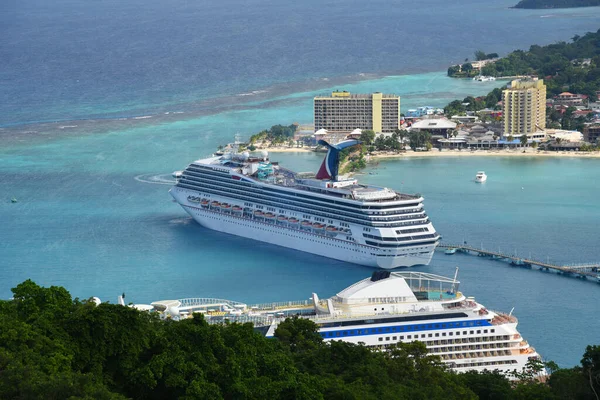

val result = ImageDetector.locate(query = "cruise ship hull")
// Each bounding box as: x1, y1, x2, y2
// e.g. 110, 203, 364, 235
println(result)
173, 189, 435, 269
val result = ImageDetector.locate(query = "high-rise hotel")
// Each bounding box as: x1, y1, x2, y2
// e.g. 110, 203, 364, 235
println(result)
502, 78, 547, 137
314, 91, 400, 134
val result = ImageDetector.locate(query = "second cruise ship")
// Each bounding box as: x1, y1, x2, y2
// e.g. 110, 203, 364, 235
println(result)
170, 139, 440, 268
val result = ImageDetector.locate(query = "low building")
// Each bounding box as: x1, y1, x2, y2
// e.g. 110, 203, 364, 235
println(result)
544, 129, 583, 143
410, 118, 457, 138
451, 115, 478, 124
553, 92, 585, 107
405, 106, 444, 118
583, 124, 600, 144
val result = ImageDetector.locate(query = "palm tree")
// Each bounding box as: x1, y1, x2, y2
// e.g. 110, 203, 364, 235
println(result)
519, 134, 528, 147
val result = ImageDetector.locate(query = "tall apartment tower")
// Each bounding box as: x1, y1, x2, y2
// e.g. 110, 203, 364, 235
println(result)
502, 78, 547, 136
314, 91, 400, 134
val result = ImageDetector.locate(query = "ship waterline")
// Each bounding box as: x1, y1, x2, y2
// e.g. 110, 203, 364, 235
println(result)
170, 139, 440, 268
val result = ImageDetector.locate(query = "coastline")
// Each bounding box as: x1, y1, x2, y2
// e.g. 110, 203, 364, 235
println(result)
265, 147, 600, 159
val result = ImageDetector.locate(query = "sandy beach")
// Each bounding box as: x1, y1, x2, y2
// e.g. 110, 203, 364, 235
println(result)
263, 146, 600, 159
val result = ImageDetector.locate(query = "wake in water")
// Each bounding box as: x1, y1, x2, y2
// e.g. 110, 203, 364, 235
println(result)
134, 173, 176, 185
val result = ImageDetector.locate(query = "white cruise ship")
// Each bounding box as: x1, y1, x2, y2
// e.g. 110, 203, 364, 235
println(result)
143, 270, 543, 376
170, 139, 440, 269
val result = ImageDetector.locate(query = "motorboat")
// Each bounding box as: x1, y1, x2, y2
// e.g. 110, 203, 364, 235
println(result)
475, 171, 487, 183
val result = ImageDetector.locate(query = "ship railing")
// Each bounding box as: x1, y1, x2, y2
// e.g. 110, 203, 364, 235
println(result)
489, 311, 518, 325
246, 299, 313, 311
178, 298, 248, 310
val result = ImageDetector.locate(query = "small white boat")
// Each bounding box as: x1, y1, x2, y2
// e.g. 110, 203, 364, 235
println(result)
475, 171, 487, 183
445, 248, 457, 255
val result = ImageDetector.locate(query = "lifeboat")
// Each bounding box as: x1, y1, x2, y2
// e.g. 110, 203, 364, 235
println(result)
264, 212, 276, 219
312, 223, 325, 230
288, 218, 299, 224
232, 205, 242, 213
200, 199, 209, 208
221, 203, 231, 210
210, 201, 221, 208
325, 225, 338, 236
277, 215, 288, 222
254, 210, 264, 217
301, 220, 311, 227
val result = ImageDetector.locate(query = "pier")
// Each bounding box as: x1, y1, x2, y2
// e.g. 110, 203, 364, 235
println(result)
439, 243, 600, 282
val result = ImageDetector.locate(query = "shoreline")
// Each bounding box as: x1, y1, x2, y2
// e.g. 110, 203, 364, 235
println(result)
265, 147, 600, 159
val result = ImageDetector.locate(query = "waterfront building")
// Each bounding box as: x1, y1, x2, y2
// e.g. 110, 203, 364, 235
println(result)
410, 118, 457, 138
314, 91, 400, 134
405, 106, 444, 119
544, 129, 583, 143
502, 78, 547, 137
583, 124, 600, 144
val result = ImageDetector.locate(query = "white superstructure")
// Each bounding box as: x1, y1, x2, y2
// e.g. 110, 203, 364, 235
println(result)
146, 271, 543, 377
170, 139, 440, 268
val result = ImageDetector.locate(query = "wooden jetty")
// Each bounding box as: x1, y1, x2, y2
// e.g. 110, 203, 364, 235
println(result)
439, 243, 600, 281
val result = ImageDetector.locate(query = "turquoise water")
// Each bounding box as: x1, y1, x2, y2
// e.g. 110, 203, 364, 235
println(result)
3, 0, 600, 369
2, 138, 600, 367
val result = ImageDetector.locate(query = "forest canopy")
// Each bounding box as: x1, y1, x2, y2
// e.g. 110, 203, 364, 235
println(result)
1, 280, 600, 399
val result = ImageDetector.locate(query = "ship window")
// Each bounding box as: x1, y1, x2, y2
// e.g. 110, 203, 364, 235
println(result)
470, 331, 474, 335
400, 336, 404, 340
407, 335, 411, 339
435, 333, 439, 337
378, 337, 383, 342
477, 330, 481, 334
428, 334, 432, 338
491, 329, 495, 333
393, 336, 397, 340
386, 337, 390, 341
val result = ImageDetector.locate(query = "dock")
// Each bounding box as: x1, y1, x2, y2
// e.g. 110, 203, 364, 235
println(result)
439, 243, 600, 282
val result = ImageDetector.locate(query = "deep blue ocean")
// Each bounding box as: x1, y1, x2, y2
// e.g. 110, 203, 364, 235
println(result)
2, 0, 600, 367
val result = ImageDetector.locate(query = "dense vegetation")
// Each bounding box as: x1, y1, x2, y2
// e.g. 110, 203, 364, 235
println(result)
248, 124, 297, 147
480, 30, 600, 99
444, 89, 505, 116
513, 0, 600, 8
448, 29, 600, 101
2, 280, 600, 399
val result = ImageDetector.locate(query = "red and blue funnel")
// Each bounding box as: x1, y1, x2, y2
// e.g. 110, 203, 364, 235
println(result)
315, 139, 361, 181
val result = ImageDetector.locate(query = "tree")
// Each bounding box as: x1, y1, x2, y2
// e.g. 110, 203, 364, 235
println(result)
359, 129, 376, 145
581, 345, 600, 400
274, 316, 323, 353
448, 65, 461, 76
396, 129, 409, 150
507, 135, 514, 143
520, 134, 529, 147
475, 50, 487, 61
459, 371, 512, 400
